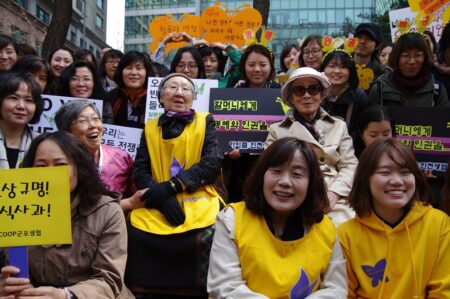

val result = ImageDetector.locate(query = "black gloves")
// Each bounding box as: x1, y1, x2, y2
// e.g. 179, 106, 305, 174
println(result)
142, 178, 185, 226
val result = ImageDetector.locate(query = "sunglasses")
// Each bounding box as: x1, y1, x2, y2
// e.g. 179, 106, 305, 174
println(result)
292, 84, 322, 96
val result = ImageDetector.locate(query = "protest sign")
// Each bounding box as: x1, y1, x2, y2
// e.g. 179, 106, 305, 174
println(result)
102, 124, 143, 160
389, 4, 449, 42
0, 166, 72, 247
29, 95, 103, 134
145, 77, 217, 122
209, 88, 285, 154
387, 106, 450, 176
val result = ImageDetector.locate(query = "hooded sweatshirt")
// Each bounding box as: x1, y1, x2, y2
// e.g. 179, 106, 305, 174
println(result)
337, 202, 450, 299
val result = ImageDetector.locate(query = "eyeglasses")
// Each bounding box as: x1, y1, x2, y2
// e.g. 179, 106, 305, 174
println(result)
70, 77, 93, 84
176, 63, 198, 70
292, 84, 322, 96
164, 85, 193, 95
106, 59, 120, 65
303, 48, 322, 56
73, 115, 102, 126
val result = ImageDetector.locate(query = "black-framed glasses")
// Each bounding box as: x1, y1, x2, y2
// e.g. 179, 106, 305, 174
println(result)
292, 84, 322, 96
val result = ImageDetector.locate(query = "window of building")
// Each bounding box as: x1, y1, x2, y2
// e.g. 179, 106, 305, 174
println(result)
13, 0, 27, 9
96, 15, 103, 29
76, 0, 83, 12
96, 0, 104, 10
80, 38, 84, 48
89, 46, 94, 54
10, 26, 27, 43
70, 31, 76, 43
36, 6, 50, 24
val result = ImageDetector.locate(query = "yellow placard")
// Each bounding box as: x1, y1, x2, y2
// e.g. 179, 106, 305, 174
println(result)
408, 0, 449, 28
0, 166, 72, 247
148, 13, 203, 54
200, 3, 262, 48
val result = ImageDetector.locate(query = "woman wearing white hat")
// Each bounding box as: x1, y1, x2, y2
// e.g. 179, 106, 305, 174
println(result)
265, 67, 358, 226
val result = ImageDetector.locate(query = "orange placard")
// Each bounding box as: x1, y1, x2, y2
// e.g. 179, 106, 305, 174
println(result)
408, 0, 448, 29
148, 13, 202, 54
200, 2, 262, 48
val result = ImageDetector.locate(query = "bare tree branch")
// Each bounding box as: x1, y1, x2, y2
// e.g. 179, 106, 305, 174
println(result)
41, 0, 72, 59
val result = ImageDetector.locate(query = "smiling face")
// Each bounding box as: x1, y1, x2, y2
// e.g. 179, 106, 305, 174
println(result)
33, 139, 78, 192
284, 47, 300, 70
69, 67, 94, 98
361, 120, 393, 148
0, 82, 36, 128
175, 52, 199, 78
302, 40, 323, 70
160, 76, 194, 113
324, 58, 350, 89
122, 61, 146, 91
69, 106, 103, 157
398, 49, 425, 78
290, 77, 324, 121
50, 49, 73, 77
355, 33, 377, 57
263, 150, 310, 218
370, 152, 415, 224
0, 44, 18, 72
245, 51, 271, 88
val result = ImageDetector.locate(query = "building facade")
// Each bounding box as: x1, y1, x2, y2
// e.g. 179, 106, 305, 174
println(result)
124, 0, 376, 67
0, 0, 108, 58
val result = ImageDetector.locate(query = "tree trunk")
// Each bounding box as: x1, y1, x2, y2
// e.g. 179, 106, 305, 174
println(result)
253, 0, 270, 40
41, 0, 72, 60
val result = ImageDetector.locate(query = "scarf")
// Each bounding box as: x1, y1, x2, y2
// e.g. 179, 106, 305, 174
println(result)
391, 70, 430, 96
0, 126, 35, 169
293, 110, 320, 141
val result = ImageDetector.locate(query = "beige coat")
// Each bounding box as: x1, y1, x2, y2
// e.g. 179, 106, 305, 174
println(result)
28, 194, 134, 299
265, 108, 357, 198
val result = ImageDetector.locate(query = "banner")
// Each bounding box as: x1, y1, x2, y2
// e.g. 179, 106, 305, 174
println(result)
102, 124, 143, 160
389, 4, 449, 42
30, 95, 103, 134
0, 167, 72, 247
388, 106, 450, 176
209, 88, 285, 154
145, 77, 217, 122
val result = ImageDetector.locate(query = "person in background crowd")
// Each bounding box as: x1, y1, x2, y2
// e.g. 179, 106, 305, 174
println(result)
126, 73, 223, 298
338, 138, 450, 298
208, 137, 347, 298
378, 43, 393, 65
321, 49, 370, 135
353, 105, 395, 158
353, 23, 388, 92
16, 43, 37, 57
197, 43, 226, 80
55, 100, 145, 213
0, 34, 18, 74
0, 72, 43, 170
423, 30, 437, 63
105, 51, 155, 128
46, 46, 75, 94
151, 62, 170, 78
11, 55, 51, 93
279, 43, 300, 74
266, 67, 358, 226
0, 131, 134, 299
369, 31, 449, 107
434, 21, 450, 95
299, 35, 323, 71
169, 46, 206, 79
99, 49, 124, 91
75, 49, 98, 67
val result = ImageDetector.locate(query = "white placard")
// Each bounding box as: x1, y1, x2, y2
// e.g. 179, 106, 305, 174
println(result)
30, 95, 103, 134
102, 124, 143, 160
145, 77, 218, 122
389, 4, 449, 43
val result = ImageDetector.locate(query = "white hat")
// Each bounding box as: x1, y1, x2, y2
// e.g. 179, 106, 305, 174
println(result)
281, 67, 330, 107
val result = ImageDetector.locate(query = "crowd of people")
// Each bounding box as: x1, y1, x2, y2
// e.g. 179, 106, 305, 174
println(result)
0, 20, 449, 299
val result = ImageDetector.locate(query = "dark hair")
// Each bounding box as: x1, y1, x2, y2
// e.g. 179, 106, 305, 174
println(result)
437, 21, 450, 64
16, 43, 37, 56
113, 50, 155, 89
299, 35, 322, 67
10, 55, 52, 91
388, 32, 433, 73
58, 60, 105, 99
280, 44, 300, 72
0, 34, 17, 53
0, 71, 43, 124
239, 44, 276, 84
99, 49, 124, 78
320, 50, 359, 90
197, 45, 226, 75
354, 105, 396, 158
423, 30, 437, 55
169, 46, 206, 79
349, 138, 431, 217
244, 137, 329, 228
151, 62, 170, 78
21, 131, 113, 209
47, 46, 75, 64
75, 49, 98, 67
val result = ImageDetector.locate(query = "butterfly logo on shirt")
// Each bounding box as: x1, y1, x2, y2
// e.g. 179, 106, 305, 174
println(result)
290, 268, 318, 299
361, 258, 389, 288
